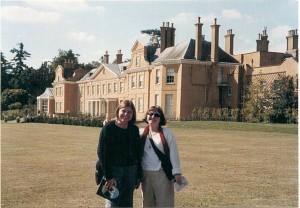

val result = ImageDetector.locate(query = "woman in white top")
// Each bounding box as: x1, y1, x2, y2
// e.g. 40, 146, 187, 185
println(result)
140, 105, 183, 207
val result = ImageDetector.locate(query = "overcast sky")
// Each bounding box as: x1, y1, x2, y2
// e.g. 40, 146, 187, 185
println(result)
1, 0, 298, 68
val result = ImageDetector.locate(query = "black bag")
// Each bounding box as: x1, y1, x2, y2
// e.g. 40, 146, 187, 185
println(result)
96, 177, 120, 204
149, 138, 175, 181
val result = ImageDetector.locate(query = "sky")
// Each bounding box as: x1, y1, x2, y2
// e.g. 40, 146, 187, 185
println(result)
1, 0, 298, 69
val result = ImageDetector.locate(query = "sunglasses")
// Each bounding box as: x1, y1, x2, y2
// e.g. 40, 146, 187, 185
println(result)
148, 112, 161, 118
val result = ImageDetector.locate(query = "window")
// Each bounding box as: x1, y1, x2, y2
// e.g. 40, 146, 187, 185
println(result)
138, 98, 143, 112
42, 100, 48, 113
131, 75, 136, 88
56, 88, 58, 96
155, 94, 160, 106
102, 84, 106, 94
167, 68, 174, 84
156, 69, 161, 84
114, 83, 117, 93
108, 83, 112, 94
139, 75, 144, 88
87, 86, 90, 95
120, 82, 124, 93
97, 85, 100, 95
228, 86, 232, 96
92, 85, 95, 95
165, 94, 173, 117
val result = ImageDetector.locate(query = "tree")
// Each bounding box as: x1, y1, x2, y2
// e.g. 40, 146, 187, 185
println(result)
1, 89, 30, 111
1, 52, 12, 92
269, 75, 297, 123
9, 43, 31, 89
242, 76, 272, 122
49, 49, 80, 77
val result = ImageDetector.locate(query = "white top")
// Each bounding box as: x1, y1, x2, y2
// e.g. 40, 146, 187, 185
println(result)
140, 128, 182, 175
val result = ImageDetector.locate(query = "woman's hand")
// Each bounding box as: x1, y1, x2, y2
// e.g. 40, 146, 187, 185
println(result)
105, 178, 117, 190
174, 174, 182, 185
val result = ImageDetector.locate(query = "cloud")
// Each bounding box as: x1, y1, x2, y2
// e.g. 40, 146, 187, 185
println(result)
221, 9, 242, 19
23, 0, 106, 14
23, 0, 89, 12
168, 12, 197, 24
69, 31, 96, 42
269, 25, 292, 52
1, 6, 61, 23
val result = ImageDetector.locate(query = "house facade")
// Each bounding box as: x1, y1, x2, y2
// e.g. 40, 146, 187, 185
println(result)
37, 17, 298, 121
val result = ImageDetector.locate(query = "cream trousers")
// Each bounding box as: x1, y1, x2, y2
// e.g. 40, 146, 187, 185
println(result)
141, 169, 174, 207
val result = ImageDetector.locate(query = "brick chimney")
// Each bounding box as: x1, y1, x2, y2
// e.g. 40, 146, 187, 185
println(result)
286, 29, 298, 59
195, 17, 203, 60
160, 22, 176, 52
211, 18, 220, 62
103, 51, 109, 64
225, 29, 235, 55
287, 29, 298, 51
256, 27, 269, 52
116, 50, 123, 64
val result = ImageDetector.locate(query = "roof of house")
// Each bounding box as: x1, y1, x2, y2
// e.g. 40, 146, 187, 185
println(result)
152, 39, 239, 63
37, 88, 54, 98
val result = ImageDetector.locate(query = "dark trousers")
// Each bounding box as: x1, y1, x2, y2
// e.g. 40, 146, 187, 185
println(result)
105, 165, 137, 207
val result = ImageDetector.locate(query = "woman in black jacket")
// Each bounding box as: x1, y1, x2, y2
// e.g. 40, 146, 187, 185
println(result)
97, 100, 142, 207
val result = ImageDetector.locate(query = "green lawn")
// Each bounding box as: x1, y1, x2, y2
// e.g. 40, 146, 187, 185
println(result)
1, 121, 298, 207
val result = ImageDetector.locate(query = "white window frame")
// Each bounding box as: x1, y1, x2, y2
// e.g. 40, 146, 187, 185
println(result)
166, 68, 175, 84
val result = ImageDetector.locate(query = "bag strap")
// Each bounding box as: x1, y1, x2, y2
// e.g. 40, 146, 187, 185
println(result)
141, 125, 170, 156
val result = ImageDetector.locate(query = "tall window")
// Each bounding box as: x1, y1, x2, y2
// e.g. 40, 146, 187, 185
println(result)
131, 75, 136, 88
42, 100, 48, 113
87, 86, 90, 95
139, 75, 144, 88
97, 85, 100, 95
167, 68, 174, 84
92, 85, 95, 95
165, 94, 173, 117
156, 69, 161, 84
114, 83, 117, 93
120, 82, 124, 93
102, 84, 106, 94
108, 83, 112, 94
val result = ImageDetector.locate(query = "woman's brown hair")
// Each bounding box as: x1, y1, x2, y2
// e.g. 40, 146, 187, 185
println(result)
115, 100, 137, 124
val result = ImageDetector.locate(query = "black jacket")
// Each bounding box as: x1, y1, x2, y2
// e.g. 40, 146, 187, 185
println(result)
97, 120, 142, 180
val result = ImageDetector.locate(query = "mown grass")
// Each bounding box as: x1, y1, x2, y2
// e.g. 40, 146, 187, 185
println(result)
166, 121, 298, 134
1, 121, 298, 208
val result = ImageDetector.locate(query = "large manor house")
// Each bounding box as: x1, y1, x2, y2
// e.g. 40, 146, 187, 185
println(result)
37, 17, 298, 121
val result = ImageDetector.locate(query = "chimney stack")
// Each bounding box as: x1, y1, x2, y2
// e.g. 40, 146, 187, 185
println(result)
160, 22, 176, 52
211, 18, 220, 62
116, 50, 123, 64
256, 27, 269, 52
195, 17, 203, 60
225, 29, 235, 55
286, 29, 298, 59
103, 51, 109, 64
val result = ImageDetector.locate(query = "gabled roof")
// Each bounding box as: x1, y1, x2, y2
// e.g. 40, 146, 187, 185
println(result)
37, 88, 53, 98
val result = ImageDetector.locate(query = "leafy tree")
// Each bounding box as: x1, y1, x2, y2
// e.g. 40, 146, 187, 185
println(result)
49, 49, 80, 78
33, 62, 55, 97
9, 43, 31, 89
1, 52, 12, 92
269, 75, 297, 123
242, 76, 272, 122
1, 89, 30, 111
